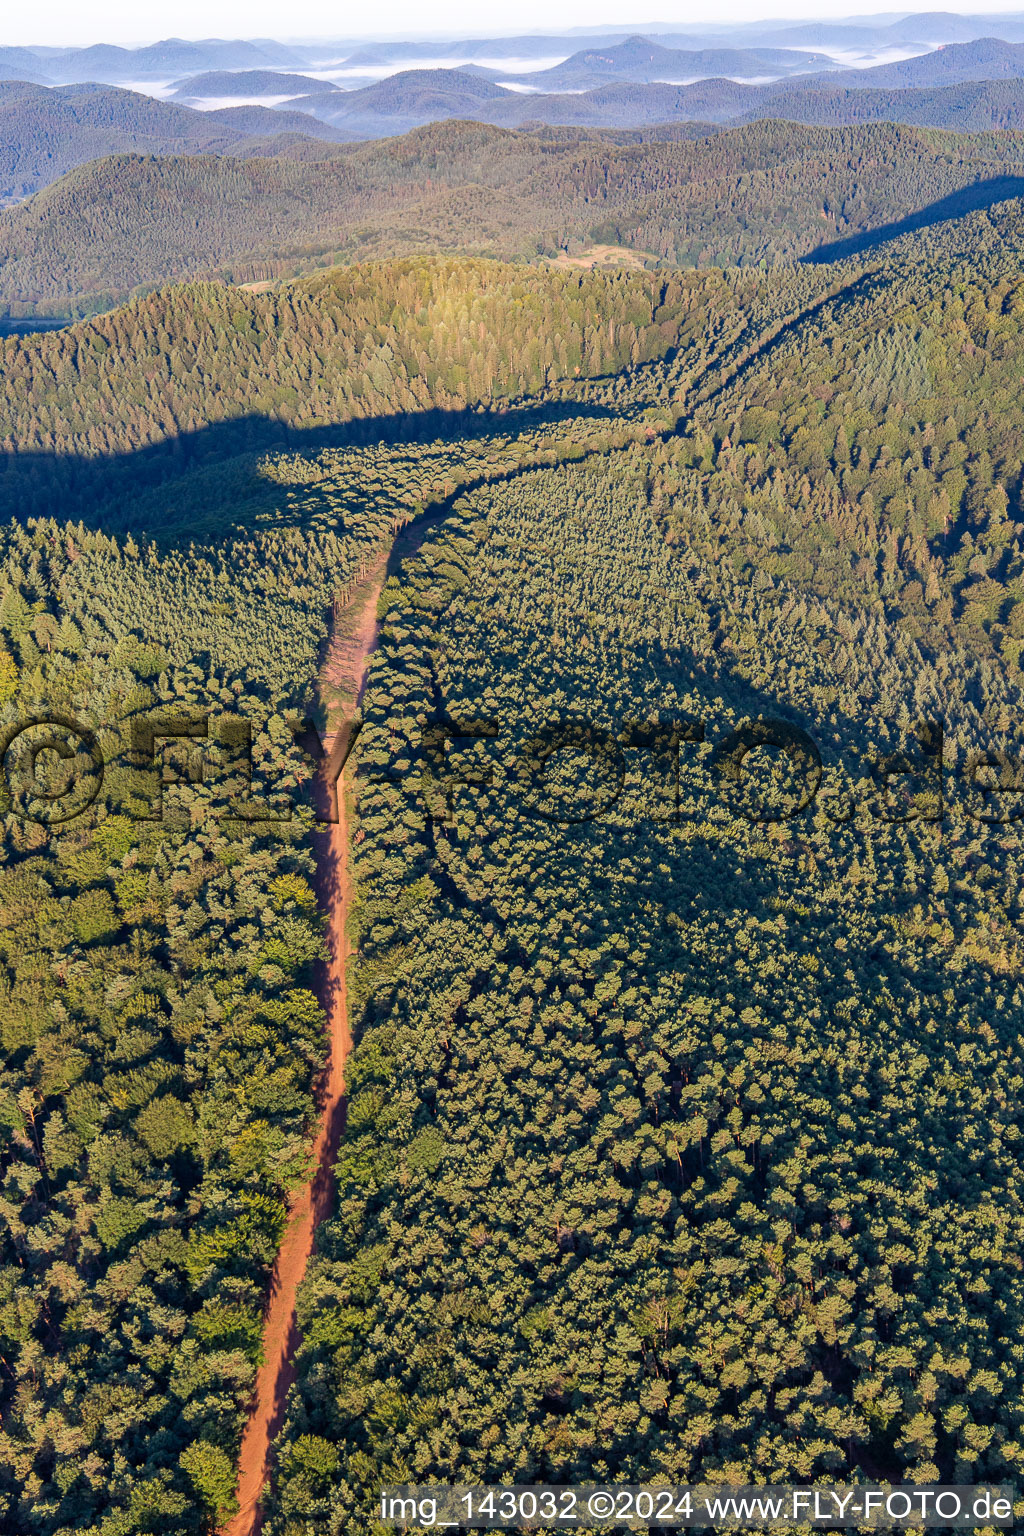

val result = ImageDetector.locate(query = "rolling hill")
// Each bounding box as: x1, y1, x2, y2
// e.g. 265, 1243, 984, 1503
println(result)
482, 79, 761, 128
0, 82, 246, 203
286, 69, 515, 135
743, 11, 1024, 47
0, 80, 348, 203
202, 104, 356, 141
169, 70, 342, 101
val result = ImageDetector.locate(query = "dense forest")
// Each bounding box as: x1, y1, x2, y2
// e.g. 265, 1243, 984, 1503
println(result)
272, 463, 1024, 1529
266, 221, 1024, 1533
6, 119, 1024, 318
5, 124, 1024, 1536
0, 514, 334, 1535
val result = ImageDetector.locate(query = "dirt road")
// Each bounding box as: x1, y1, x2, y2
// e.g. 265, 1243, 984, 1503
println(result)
221, 568, 383, 1536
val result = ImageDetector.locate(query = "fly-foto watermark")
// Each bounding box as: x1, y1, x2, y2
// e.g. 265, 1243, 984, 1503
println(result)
377, 1484, 1015, 1529
3, 708, 1024, 831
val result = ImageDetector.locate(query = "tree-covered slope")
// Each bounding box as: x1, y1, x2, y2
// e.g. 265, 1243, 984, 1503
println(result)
0, 256, 715, 468
39, 36, 308, 85
737, 76, 1024, 132
168, 70, 341, 101
7, 118, 1024, 318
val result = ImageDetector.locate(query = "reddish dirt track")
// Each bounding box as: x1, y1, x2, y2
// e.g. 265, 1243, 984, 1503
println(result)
220, 571, 383, 1536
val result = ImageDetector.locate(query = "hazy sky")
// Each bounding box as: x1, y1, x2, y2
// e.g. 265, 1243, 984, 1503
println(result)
11, 0, 1024, 47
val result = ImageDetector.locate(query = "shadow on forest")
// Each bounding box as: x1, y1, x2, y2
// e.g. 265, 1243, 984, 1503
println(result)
0, 316, 69, 338
802, 173, 1024, 263
0, 395, 618, 543
382, 496, 933, 965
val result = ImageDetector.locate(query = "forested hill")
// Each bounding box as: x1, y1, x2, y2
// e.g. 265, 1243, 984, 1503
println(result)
168, 70, 341, 101
19, 50, 1024, 197
7, 118, 1024, 318
467, 36, 832, 91
0, 257, 702, 449
736, 77, 1024, 132
0, 256, 729, 526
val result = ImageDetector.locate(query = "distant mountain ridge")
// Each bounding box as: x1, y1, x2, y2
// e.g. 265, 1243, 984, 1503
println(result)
513, 35, 833, 89
36, 37, 310, 83
135, 33, 1024, 138
10, 15, 1024, 92
338, 33, 632, 65
484, 80, 759, 128
202, 103, 356, 140
808, 34, 1024, 88
284, 70, 515, 136
284, 67, 766, 135
16, 49, 1024, 180
705, 10, 1024, 47
14, 22, 1024, 171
